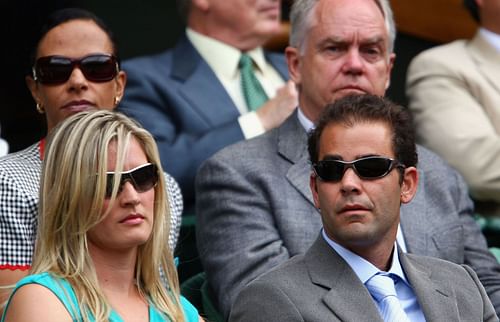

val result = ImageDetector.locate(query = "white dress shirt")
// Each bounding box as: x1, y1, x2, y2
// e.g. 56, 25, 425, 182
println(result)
187, 28, 285, 139
479, 27, 500, 53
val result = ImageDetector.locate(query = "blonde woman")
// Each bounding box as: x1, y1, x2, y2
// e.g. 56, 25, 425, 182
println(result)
1, 110, 201, 321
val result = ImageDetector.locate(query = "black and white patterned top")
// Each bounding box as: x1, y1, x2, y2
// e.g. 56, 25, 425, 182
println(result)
0, 141, 183, 270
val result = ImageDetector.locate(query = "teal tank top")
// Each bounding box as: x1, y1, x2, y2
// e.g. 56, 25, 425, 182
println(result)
1, 272, 198, 322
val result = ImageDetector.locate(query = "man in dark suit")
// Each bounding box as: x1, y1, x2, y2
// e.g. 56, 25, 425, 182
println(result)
118, 0, 297, 211
196, 0, 500, 318
230, 94, 498, 322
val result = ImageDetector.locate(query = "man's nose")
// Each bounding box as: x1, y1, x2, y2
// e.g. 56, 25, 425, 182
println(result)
340, 168, 362, 195
341, 49, 364, 75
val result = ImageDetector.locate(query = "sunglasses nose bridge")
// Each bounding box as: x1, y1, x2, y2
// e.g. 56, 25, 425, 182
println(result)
119, 176, 141, 195
67, 64, 89, 87
340, 163, 360, 181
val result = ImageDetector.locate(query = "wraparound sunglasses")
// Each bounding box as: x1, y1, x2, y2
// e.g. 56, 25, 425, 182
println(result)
313, 156, 404, 182
105, 163, 158, 198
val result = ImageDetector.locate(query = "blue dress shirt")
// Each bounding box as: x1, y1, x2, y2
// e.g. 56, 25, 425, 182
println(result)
322, 230, 426, 322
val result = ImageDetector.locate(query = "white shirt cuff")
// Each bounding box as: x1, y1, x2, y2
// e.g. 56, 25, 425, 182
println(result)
238, 112, 265, 139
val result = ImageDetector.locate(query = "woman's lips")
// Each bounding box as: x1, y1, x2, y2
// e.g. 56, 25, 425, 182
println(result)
119, 214, 145, 225
61, 100, 95, 113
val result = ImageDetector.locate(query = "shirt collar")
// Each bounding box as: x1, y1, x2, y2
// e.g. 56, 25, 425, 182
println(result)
322, 229, 409, 286
479, 27, 500, 53
297, 107, 315, 132
186, 28, 267, 79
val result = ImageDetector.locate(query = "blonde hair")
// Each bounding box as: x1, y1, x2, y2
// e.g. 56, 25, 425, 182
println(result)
33, 110, 185, 321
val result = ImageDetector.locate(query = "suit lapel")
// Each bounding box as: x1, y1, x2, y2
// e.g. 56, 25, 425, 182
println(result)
305, 237, 384, 321
171, 37, 240, 126
278, 113, 316, 206
468, 32, 500, 94
400, 166, 428, 254
288, 158, 315, 206
401, 253, 459, 321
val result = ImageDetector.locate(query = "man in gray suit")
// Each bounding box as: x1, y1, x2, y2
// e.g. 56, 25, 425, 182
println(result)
196, 0, 500, 318
230, 94, 497, 322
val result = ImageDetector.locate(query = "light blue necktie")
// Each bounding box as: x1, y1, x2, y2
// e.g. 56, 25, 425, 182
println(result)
365, 273, 411, 322
239, 53, 268, 111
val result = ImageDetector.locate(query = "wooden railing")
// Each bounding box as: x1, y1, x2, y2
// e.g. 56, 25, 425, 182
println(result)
392, 0, 477, 43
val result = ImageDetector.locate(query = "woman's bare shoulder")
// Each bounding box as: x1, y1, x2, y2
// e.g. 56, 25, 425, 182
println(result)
3, 283, 72, 322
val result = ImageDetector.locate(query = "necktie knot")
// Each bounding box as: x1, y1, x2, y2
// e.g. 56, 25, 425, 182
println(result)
239, 53, 253, 69
239, 53, 268, 111
366, 273, 398, 302
366, 273, 411, 322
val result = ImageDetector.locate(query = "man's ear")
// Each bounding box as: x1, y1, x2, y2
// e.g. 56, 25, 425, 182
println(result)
285, 46, 302, 85
192, 0, 210, 11
310, 173, 321, 209
400, 166, 418, 204
385, 52, 396, 90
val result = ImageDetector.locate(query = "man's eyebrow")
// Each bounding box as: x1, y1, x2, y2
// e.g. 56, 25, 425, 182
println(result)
321, 153, 385, 161
355, 153, 382, 159
316, 37, 346, 48
316, 35, 387, 51
361, 36, 385, 46
321, 154, 342, 161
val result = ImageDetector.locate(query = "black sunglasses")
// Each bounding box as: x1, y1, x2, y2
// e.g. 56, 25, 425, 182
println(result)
33, 54, 118, 85
313, 156, 404, 182
105, 163, 158, 198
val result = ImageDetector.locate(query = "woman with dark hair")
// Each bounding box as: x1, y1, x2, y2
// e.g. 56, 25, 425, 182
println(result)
0, 8, 183, 305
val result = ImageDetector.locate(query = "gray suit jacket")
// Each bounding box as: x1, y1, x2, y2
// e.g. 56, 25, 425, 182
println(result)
118, 36, 288, 212
229, 235, 498, 322
195, 112, 500, 318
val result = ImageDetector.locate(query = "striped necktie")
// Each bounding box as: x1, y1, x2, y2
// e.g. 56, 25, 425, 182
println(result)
239, 53, 268, 111
365, 273, 411, 322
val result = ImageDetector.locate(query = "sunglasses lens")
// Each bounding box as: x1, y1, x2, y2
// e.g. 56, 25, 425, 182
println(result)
80, 55, 117, 82
105, 164, 158, 198
355, 158, 392, 178
34, 55, 117, 84
314, 157, 396, 182
131, 164, 159, 192
105, 174, 115, 198
35, 57, 73, 84
314, 161, 345, 181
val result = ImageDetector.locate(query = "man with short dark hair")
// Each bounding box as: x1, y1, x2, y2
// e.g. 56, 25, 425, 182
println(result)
230, 94, 497, 322
196, 0, 500, 318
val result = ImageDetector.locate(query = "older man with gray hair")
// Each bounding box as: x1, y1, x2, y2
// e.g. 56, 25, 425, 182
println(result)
196, 0, 500, 318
